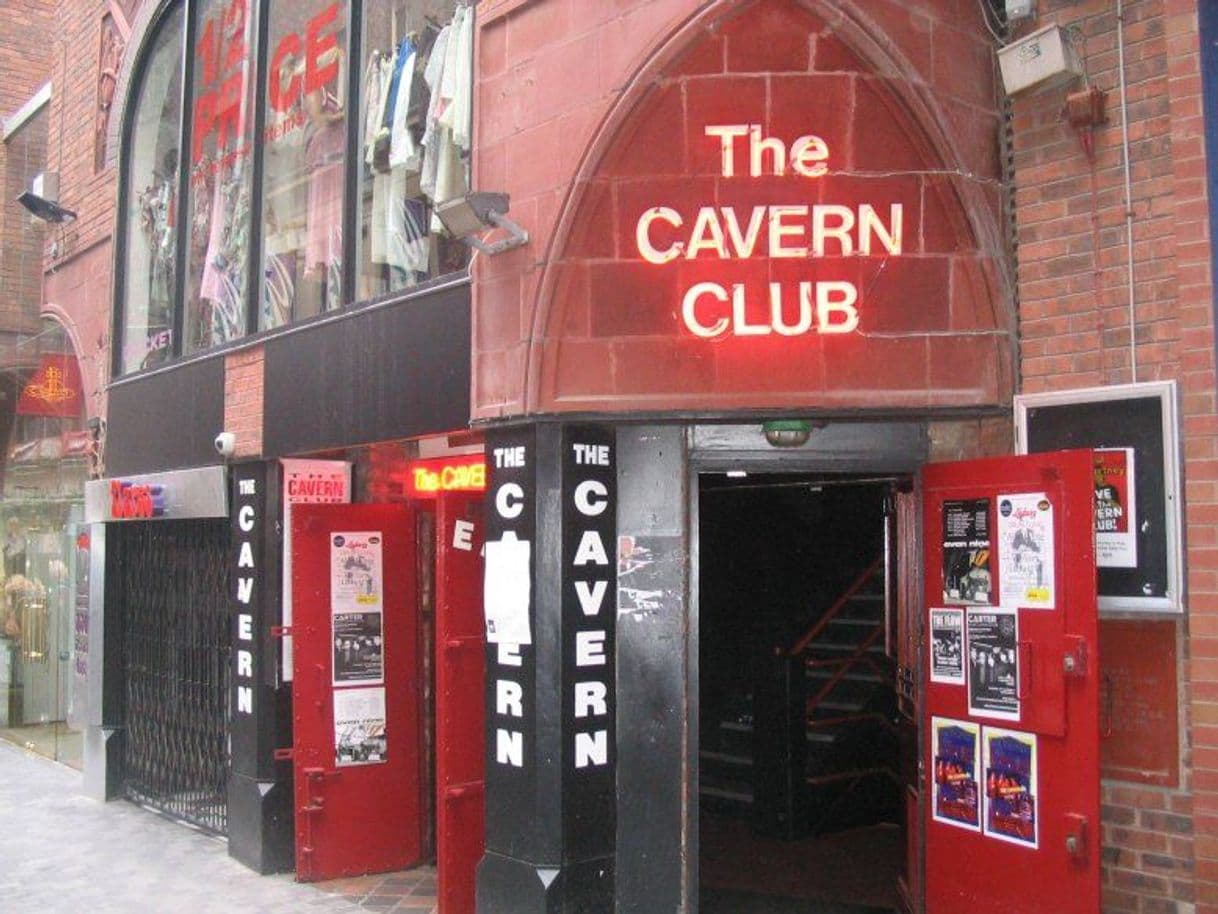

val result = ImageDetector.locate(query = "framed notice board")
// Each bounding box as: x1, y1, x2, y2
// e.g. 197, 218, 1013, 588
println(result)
1015, 381, 1182, 614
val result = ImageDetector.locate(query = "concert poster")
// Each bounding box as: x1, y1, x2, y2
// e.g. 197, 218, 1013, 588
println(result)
1094, 448, 1137, 568
982, 726, 1039, 849
967, 609, 1020, 721
942, 499, 993, 605
933, 717, 981, 831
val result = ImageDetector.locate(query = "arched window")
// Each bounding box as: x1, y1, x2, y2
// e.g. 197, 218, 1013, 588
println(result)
118, 3, 184, 374
115, 0, 474, 378
185, 0, 256, 354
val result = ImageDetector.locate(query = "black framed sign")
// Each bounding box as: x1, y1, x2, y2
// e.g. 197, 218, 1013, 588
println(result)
1015, 381, 1182, 614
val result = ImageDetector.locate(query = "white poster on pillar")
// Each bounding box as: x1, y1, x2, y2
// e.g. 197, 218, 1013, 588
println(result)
484, 531, 532, 644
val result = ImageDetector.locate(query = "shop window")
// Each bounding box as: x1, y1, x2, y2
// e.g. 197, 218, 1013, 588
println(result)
117, 1, 475, 376
355, 1, 472, 300
260, 0, 351, 328
120, 4, 184, 374
185, 0, 256, 353
1, 319, 89, 765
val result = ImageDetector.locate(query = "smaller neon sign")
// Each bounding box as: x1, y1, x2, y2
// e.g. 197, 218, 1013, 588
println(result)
405, 457, 487, 499
110, 480, 167, 519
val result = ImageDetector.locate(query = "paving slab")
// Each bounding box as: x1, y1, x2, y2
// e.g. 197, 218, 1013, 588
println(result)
0, 740, 362, 914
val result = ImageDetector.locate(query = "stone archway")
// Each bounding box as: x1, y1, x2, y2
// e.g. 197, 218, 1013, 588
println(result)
527, 0, 1014, 415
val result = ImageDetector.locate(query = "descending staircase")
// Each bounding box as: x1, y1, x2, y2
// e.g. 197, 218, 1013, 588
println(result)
700, 557, 901, 837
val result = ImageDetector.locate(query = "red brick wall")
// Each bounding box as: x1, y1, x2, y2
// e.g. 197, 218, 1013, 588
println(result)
44, 242, 112, 421
224, 346, 265, 458
0, 1, 54, 124
0, 0, 56, 342
471, 0, 1008, 419
48, 0, 126, 266
0, 104, 48, 343
36, 1, 146, 423
1012, 1, 1210, 912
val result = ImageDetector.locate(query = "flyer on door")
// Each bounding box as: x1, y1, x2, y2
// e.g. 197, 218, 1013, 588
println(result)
941, 498, 993, 605
930, 608, 966, 686
933, 717, 981, 831
330, 531, 384, 613
334, 686, 388, 766
983, 726, 1039, 849
996, 493, 1055, 609
332, 611, 384, 685
967, 608, 1020, 721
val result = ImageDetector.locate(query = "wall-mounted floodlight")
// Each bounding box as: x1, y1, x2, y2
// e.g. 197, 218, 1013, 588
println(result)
17, 191, 76, 223
435, 191, 528, 255
18, 172, 76, 224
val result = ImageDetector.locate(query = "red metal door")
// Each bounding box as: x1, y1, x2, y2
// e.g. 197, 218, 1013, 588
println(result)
922, 451, 1099, 914
291, 503, 421, 882
435, 492, 486, 914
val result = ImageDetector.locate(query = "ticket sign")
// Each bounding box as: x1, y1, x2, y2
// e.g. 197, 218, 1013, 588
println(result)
405, 457, 487, 499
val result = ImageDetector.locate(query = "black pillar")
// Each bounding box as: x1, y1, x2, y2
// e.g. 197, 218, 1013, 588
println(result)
227, 462, 294, 873
477, 424, 617, 913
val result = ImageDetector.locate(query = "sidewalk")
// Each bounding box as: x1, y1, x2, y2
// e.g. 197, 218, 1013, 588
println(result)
0, 740, 434, 913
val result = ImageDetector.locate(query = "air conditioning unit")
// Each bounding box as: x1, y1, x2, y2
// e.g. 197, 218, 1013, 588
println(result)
997, 24, 1083, 97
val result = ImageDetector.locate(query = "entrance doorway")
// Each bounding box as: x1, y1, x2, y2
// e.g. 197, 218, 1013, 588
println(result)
697, 472, 911, 914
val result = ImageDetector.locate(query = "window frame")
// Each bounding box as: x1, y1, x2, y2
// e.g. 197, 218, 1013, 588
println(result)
112, 0, 189, 378
112, 0, 471, 381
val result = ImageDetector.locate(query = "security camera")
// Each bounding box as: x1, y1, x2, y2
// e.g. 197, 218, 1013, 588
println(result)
214, 432, 236, 457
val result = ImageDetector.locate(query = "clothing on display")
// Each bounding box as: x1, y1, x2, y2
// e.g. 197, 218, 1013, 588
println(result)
262, 98, 307, 327
305, 50, 347, 313
136, 163, 176, 367
363, 3, 472, 291
196, 158, 250, 346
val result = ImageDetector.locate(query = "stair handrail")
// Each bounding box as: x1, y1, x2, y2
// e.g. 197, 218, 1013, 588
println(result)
807, 624, 886, 712
787, 556, 884, 657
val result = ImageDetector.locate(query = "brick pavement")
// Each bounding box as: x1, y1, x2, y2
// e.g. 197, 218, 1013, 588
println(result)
0, 740, 436, 913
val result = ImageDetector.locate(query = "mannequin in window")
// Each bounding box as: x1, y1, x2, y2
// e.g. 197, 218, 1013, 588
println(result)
137, 147, 178, 367
4, 519, 27, 577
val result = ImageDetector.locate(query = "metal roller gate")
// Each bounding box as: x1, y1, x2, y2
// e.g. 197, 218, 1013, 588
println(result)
117, 519, 231, 834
